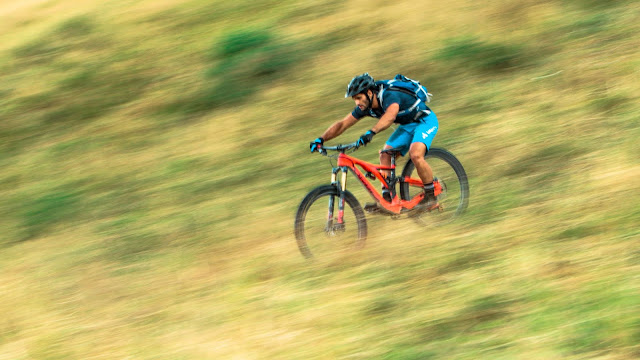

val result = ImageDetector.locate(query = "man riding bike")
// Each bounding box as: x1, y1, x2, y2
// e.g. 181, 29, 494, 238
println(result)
310, 73, 440, 209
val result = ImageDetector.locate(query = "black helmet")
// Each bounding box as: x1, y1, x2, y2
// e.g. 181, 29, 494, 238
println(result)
345, 73, 375, 98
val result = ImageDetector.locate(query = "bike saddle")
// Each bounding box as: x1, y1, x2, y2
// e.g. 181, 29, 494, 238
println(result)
379, 147, 404, 155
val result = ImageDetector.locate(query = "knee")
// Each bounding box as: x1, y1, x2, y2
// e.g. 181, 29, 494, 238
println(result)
409, 148, 425, 163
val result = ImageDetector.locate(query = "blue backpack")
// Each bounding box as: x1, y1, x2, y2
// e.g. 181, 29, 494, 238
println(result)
376, 74, 433, 119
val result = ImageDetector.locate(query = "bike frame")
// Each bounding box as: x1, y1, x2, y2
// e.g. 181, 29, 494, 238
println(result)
332, 150, 427, 215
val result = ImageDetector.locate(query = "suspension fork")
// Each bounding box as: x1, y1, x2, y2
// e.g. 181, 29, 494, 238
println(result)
337, 166, 348, 224
327, 167, 348, 229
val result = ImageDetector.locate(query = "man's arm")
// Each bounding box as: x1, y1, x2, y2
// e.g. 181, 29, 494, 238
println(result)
320, 113, 360, 142
370, 103, 399, 134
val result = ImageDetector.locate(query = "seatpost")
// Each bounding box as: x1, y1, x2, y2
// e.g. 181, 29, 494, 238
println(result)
389, 154, 397, 180
387, 152, 398, 199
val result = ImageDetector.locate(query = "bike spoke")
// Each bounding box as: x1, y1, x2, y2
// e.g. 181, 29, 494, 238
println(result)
400, 149, 469, 226
295, 186, 367, 259
300, 195, 362, 257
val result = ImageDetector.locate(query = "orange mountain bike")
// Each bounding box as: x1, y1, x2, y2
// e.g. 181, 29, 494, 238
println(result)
294, 142, 469, 259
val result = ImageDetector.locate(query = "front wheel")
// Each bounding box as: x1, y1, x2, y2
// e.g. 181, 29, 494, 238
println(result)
294, 185, 367, 259
400, 148, 469, 225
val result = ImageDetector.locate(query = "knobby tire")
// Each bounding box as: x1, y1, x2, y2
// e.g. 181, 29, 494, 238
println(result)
294, 185, 367, 259
399, 147, 469, 220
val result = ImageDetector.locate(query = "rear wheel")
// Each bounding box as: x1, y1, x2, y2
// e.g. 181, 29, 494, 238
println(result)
294, 185, 367, 259
399, 148, 469, 225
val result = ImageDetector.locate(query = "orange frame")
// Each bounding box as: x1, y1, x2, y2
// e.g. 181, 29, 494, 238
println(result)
336, 152, 439, 214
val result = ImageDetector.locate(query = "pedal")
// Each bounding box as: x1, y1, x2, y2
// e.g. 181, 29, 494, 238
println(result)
364, 203, 380, 214
410, 202, 440, 217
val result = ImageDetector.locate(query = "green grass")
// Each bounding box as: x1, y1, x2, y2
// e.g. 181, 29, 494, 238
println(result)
437, 36, 526, 72
20, 189, 82, 241
0, 0, 639, 358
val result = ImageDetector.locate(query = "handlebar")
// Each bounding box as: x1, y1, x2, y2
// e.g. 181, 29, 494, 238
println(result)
320, 141, 360, 153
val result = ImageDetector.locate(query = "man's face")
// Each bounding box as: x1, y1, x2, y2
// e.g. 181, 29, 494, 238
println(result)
352, 91, 371, 111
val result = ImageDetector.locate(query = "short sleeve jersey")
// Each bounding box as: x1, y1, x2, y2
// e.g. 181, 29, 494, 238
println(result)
351, 90, 430, 125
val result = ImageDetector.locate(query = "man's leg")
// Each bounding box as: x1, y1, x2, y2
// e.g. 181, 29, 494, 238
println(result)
379, 144, 394, 178
379, 145, 398, 202
410, 112, 439, 207
410, 142, 438, 207
378, 126, 413, 203
381, 124, 414, 176
408, 142, 433, 184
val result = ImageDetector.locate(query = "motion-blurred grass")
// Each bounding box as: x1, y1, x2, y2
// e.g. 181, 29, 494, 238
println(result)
1, 0, 639, 359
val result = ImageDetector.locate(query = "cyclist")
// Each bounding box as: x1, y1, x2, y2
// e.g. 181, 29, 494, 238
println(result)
310, 73, 439, 209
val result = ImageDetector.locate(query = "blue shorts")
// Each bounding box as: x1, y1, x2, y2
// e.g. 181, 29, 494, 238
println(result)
385, 111, 439, 156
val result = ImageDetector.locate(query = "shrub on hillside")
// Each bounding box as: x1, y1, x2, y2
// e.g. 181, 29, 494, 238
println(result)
437, 37, 524, 72
21, 190, 80, 240
8, 15, 152, 127
165, 28, 300, 115
13, 16, 96, 62
567, 0, 623, 9
208, 28, 299, 100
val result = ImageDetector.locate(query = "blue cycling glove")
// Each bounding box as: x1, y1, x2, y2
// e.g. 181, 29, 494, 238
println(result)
310, 137, 324, 153
357, 130, 376, 147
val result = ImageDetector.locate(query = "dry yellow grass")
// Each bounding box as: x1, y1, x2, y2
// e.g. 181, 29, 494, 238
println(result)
1, 0, 639, 358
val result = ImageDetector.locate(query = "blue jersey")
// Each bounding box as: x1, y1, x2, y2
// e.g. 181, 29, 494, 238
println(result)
351, 89, 431, 125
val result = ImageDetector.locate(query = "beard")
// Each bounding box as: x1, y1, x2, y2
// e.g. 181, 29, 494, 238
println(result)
359, 98, 370, 111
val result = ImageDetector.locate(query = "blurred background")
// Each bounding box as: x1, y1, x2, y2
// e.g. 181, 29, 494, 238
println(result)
1, 0, 638, 358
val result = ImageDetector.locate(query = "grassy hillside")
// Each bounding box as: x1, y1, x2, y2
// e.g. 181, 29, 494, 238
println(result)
1, 0, 639, 358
